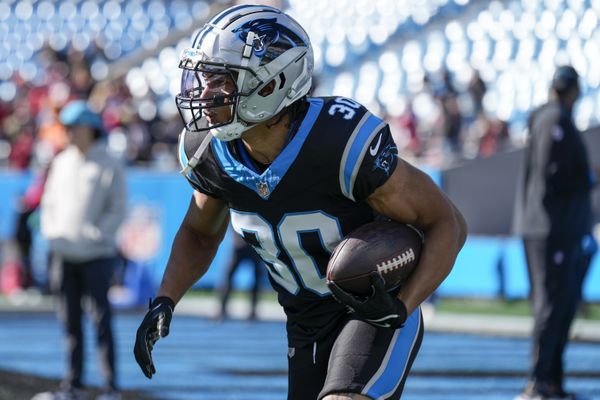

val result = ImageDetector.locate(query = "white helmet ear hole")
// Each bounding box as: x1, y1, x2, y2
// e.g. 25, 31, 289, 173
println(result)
258, 80, 277, 97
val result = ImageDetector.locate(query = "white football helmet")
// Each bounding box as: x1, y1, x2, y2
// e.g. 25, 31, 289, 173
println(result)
175, 4, 314, 141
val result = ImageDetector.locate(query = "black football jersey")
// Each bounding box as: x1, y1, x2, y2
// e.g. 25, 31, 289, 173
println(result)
178, 97, 399, 345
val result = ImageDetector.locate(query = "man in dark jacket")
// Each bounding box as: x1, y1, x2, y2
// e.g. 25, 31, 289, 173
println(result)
514, 66, 596, 400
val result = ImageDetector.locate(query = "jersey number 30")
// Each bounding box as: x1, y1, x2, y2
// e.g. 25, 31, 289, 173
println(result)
230, 210, 343, 296
328, 97, 361, 120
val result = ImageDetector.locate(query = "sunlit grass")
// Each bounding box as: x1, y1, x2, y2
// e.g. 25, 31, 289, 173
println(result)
186, 289, 600, 320
436, 297, 600, 320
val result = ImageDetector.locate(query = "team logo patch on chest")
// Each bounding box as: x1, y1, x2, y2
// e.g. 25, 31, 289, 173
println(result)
257, 181, 270, 198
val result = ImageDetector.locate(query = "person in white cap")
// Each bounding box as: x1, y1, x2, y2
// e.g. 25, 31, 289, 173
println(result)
37, 100, 126, 400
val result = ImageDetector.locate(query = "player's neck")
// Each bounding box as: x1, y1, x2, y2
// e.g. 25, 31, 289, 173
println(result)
241, 113, 293, 165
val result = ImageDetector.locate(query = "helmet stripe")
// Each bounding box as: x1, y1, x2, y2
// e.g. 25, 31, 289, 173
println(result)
192, 5, 288, 49
192, 25, 211, 48
219, 6, 282, 29
210, 4, 255, 25
192, 4, 256, 48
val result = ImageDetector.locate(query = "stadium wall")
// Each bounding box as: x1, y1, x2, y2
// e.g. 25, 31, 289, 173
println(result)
1, 164, 599, 301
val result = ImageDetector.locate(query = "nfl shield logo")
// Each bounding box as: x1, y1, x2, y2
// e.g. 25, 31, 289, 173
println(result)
257, 181, 270, 198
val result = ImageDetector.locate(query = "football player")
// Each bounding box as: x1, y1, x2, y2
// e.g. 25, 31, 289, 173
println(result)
134, 5, 467, 400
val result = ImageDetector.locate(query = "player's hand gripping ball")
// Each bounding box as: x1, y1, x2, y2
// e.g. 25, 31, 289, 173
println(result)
326, 221, 423, 297
326, 221, 423, 328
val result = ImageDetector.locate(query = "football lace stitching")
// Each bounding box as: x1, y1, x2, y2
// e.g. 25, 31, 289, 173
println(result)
376, 248, 415, 274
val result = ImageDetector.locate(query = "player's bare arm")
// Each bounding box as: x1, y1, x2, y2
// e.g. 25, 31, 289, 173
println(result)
134, 191, 229, 379
158, 191, 230, 304
367, 157, 467, 314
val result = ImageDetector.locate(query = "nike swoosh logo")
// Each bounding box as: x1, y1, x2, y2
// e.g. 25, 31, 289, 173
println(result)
369, 134, 382, 156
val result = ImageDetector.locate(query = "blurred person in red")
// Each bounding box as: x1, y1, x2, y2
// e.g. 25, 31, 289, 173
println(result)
478, 118, 510, 158
36, 101, 126, 400
397, 101, 422, 157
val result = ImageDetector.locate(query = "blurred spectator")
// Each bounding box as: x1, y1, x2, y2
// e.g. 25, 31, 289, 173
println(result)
468, 69, 487, 118
514, 65, 598, 400
36, 95, 70, 155
477, 117, 510, 158
436, 70, 463, 156
69, 64, 94, 99
8, 129, 35, 170
11, 138, 58, 292
387, 101, 422, 159
217, 232, 265, 321
422, 70, 464, 162
148, 115, 182, 169
398, 101, 422, 157
12, 166, 48, 289
4, 91, 38, 169
0, 42, 183, 171
37, 101, 126, 400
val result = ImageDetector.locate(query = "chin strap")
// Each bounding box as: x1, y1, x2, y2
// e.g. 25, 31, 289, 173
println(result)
180, 131, 213, 177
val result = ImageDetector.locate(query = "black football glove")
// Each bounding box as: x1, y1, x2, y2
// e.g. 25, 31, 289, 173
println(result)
134, 296, 175, 379
327, 272, 407, 329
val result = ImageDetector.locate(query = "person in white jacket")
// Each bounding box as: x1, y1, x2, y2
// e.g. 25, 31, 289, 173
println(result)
39, 100, 126, 400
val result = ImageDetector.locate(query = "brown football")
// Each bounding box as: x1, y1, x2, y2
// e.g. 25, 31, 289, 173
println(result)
326, 221, 423, 296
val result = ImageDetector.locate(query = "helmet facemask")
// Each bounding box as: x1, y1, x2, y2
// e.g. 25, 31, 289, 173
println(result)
175, 7, 314, 142
176, 52, 264, 141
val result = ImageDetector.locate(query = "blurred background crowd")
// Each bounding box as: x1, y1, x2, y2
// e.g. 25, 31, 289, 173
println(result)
0, 0, 204, 171
1, 1, 599, 399
0, 0, 599, 297
3, 0, 599, 174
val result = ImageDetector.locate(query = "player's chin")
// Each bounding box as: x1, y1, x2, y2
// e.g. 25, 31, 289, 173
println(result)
207, 115, 231, 127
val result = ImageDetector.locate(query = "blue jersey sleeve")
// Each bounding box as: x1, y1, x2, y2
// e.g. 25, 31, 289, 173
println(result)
338, 117, 398, 202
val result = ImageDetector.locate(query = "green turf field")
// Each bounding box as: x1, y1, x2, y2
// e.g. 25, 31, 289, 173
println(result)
436, 298, 600, 320
186, 289, 600, 320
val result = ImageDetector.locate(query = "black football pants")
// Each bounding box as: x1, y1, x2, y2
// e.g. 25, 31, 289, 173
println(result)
523, 236, 586, 389
57, 256, 117, 391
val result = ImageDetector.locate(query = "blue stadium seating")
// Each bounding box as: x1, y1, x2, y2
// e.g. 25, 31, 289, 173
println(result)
286, 0, 600, 135
1, 0, 599, 143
